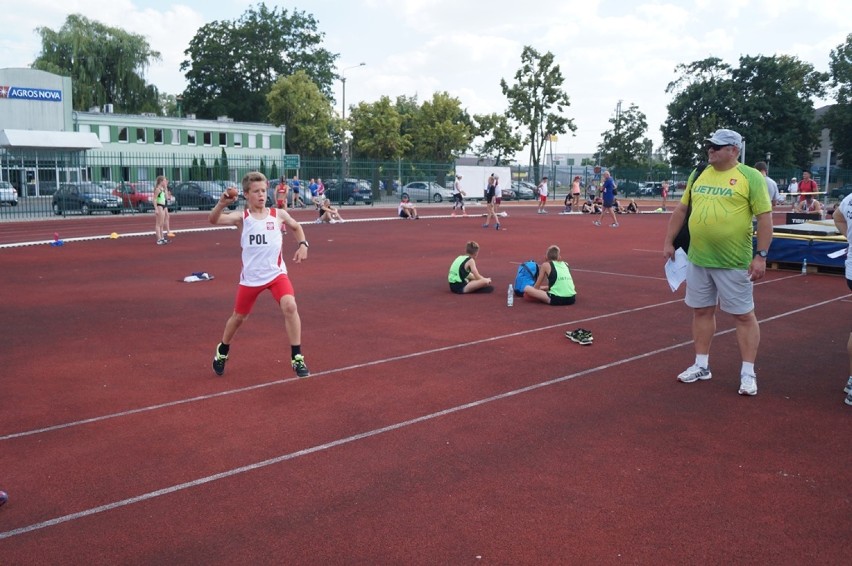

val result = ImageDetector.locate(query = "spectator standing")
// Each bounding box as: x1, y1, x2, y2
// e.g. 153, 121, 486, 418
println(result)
493, 175, 504, 218
571, 176, 582, 212
831, 194, 852, 406
787, 177, 799, 208
663, 128, 772, 396
754, 161, 784, 206
798, 171, 818, 203
483, 174, 500, 229
536, 176, 549, 214
593, 170, 619, 227
291, 174, 305, 208
661, 180, 670, 210
451, 175, 467, 217
276, 176, 289, 210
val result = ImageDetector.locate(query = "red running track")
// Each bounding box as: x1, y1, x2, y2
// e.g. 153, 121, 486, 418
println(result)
1, 203, 850, 564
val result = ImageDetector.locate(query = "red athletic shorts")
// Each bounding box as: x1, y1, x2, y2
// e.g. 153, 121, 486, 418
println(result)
233, 274, 294, 315
539, 195, 547, 203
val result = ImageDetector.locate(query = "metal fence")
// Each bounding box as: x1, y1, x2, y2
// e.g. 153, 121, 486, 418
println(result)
1, 149, 849, 221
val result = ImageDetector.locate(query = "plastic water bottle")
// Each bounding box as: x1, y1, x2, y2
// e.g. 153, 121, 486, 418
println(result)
801, 259, 807, 275
507, 284, 514, 307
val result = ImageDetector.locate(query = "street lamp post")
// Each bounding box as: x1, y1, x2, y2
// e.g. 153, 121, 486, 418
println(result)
339, 63, 365, 199
340, 62, 366, 123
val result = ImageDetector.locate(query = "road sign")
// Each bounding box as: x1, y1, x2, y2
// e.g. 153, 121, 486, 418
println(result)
283, 155, 300, 169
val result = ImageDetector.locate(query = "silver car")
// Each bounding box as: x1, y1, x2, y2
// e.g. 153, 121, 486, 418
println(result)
400, 181, 454, 203
0, 181, 18, 206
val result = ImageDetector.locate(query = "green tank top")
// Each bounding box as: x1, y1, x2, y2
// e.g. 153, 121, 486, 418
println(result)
448, 255, 470, 284
155, 186, 167, 205
547, 261, 576, 297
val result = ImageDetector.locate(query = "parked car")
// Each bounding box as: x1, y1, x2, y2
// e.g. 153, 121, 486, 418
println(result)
638, 182, 663, 196
324, 178, 373, 205
829, 184, 852, 200
0, 181, 19, 206
113, 181, 176, 212
52, 182, 122, 215
172, 181, 236, 211
399, 181, 454, 203
510, 181, 536, 200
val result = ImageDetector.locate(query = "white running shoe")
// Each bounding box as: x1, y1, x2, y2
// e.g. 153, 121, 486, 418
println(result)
738, 373, 758, 396
844, 376, 852, 394
677, 365, 712, 383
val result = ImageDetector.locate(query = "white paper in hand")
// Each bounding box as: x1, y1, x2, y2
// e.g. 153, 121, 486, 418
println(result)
665, 248, 689, 292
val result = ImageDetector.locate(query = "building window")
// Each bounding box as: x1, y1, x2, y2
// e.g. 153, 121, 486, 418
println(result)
100, 167, 111, 182
219, 132, 227, 146
187, 130, 196, 146
99, 125, 110, 143
203, 132, 213, 146
153, 129, 164, 144
118, 127, 129, 143
79, 124, 91, 133
248, 134, 257, 149
233, 133, 243, 148
171, 129, 180, 145
262, 134, 270, 149
136, 128, 146, 143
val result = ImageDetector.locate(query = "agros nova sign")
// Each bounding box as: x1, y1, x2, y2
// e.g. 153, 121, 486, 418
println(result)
0, 85, 63, 102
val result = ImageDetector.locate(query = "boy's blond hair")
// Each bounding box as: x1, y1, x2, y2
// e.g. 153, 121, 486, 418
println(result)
242, 171, 267, 192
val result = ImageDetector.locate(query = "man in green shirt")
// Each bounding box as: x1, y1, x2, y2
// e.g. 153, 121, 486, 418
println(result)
664, 128, 772, 396
522, 245, 577, 305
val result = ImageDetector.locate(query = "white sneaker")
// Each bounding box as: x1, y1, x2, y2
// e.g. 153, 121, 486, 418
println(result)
845, 392, 852, 406
677, 365, 712, 383
738, 373, 758, 396
593, 220, 601, 226
844, 377, 852, 394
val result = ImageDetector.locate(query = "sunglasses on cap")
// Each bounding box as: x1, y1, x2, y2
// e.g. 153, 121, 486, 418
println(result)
706, 143, 731, 151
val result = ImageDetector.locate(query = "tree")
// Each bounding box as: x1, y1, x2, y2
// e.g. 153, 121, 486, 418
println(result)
596, 103, 651, 168
408, 92, 471, 163
180, 3, 337, 123
501, 46, 576, 181
662, 58, 738, 168
471, 113, 524, 166
267, 71, 335, 156
825, 33, 852, 163
31, 14, 160, 113
349, 96, 412, 160
662, 55, 827, 169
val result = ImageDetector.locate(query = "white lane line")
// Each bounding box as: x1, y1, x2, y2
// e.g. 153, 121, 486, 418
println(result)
0, 273, 815, 441
2, 293, 848, 541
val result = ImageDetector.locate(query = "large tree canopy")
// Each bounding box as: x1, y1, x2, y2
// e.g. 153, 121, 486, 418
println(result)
662, 55, 826, 169
471, 112, 524, 166
31, 14, 161, 113
408, 92, 471, 163
825, 33, 852, 163
350, 96, 412, 161
181, 2, 337, 122
501, 46, 576, 181
597, 102, 651, 169
267, 71, 334, 156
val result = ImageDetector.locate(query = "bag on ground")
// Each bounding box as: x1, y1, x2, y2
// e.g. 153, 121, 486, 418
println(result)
513, 261, 538, 295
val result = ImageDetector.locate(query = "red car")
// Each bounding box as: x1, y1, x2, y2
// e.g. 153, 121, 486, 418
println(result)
113, 181, 174, 212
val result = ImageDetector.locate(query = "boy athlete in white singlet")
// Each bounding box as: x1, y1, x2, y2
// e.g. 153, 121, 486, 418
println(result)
209, 171, 311, 378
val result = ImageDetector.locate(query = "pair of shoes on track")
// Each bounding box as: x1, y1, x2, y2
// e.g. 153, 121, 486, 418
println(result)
676, 364, 758, 396
565, 328, 593, 345
212, 344, 311, 378
156, 238, 170, 245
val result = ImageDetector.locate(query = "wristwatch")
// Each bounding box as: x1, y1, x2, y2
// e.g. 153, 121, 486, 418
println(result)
298, 240, 309, 248
755, 250, 768, 258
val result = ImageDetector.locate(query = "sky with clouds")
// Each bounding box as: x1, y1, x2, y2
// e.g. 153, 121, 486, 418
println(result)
1, 0, 849, 156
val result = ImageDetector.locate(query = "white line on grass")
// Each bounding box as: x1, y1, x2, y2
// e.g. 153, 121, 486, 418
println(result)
1, 292, 848, 541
